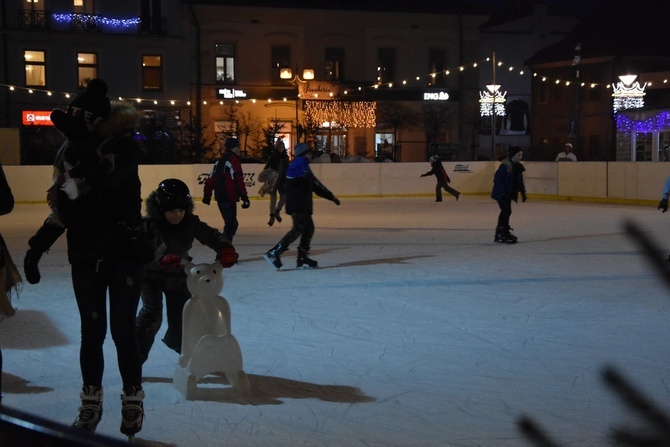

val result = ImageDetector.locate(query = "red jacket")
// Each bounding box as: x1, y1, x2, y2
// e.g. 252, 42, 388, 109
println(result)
203, 152, 248, 203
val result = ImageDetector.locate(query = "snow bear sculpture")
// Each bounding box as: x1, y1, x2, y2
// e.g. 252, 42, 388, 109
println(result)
173, 260, 250, 399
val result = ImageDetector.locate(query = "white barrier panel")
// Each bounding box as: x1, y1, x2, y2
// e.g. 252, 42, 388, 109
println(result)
2, 162, 667, 204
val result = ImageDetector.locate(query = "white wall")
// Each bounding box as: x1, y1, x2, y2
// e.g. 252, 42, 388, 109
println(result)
3, 162, 666, 205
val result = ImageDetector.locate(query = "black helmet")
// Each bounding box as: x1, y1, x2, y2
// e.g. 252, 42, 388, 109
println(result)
156, 178, 191, 212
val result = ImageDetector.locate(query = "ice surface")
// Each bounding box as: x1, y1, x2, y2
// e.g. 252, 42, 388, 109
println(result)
1, 196, 669, 446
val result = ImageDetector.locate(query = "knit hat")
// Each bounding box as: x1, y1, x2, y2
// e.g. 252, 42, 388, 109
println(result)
294, 143, 311, 157
508, 146, 522, 159
564, 143, 573, 150
225, 138, 240, 151
51, 78, 111, 139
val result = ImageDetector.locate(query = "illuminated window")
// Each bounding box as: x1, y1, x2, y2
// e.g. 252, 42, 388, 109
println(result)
215, 44, 235, 84
73, 0, 94, 13
24, 50, 46, 87
271, 46, 290, 83
377, 48, 395, 85
77, 52, 97, 88
142, 54, 162, 90
325, 47, 344, 82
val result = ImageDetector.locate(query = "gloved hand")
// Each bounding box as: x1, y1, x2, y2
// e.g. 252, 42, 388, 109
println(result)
218, 246, 238, 268
659, 198, 668, 213
521, 192, 527, 203
241, 196, 250, 209
158, 254, 181, 270
202, 195, 211, 205
333, 197, 341, 206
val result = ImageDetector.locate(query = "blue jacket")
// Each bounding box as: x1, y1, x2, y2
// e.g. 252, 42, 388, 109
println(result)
491, 159, 526, 202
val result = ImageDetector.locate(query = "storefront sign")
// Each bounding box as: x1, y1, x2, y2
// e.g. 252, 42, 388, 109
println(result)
22, 110, 53, 126
299, 81, 339, 100
423, 91, 450, 101
217, 87, 248, 99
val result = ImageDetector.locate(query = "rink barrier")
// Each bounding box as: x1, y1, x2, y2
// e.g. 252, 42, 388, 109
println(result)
2, 161, 663, 206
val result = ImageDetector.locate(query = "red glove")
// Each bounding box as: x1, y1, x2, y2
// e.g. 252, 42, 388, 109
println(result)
218, 246, 238, 268
158, 254, 181, 270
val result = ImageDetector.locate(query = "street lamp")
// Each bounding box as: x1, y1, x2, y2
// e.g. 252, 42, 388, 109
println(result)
280, 66, 314, 148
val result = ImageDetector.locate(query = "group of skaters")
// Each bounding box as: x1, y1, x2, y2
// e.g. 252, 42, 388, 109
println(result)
0, 78, 528, 439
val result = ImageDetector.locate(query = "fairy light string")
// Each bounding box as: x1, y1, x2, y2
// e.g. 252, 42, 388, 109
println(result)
6, 55, 668, 108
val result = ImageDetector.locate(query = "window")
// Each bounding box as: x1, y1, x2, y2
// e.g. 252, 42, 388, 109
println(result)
325, 47, 344, 82
377, 48, 395, 85
73, 0, 94, 13
142, 54, 162, 91
140, 0, 163, 34
24, 50, 46, 87
428, 49, 447, 87
77, 52, 97, 88
271, 46, 290, 83
215, 44, 235, 84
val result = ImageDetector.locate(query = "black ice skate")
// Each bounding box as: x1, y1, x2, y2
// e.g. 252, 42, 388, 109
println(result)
120, 386, 144, 437
494, 226, 518, 244
297, 248, 318, 269
72, 385, 103, 433
274, 209, 282, 223
267, 213, 275, 226
264, 243, 285, 269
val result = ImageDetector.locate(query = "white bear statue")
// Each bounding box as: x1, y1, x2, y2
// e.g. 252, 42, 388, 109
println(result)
173, 260, 250, 399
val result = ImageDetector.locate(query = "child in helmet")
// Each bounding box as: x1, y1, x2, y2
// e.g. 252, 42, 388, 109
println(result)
135, 178, 238, 363
420, 155, 461, 202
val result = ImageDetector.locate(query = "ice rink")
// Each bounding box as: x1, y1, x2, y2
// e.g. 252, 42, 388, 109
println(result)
1, 195, 669, 446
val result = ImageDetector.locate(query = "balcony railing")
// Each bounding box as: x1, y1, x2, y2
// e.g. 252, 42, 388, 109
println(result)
70, 13, 103, 32
19, 9, 50, 29
18, 10, 163, 34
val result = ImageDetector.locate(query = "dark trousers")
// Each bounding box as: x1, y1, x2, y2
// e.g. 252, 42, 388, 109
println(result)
71, 259, 143, 388
217, 201, 238, 242
435, 180, 460, 201
269, 186, 286, 215
135, 270, 190, 362
279, 213, 315, 252
496, 199, 513, 230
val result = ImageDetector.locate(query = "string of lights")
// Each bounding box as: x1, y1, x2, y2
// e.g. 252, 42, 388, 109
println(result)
5, 55, 669, 107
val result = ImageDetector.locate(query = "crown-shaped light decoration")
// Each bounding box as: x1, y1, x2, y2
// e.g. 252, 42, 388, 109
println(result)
479, 84, 506, 117
612, 75, 646, 113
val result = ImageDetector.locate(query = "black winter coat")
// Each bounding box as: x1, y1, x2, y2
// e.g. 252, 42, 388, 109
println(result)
284, 156, 336, 215
60, 103, 143, 263
144, 191, 232, 272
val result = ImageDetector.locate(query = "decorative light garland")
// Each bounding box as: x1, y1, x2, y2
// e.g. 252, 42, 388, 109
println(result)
304, 100, 376, 128
2, 53, 667, 108
616, 111, 670, 133
52, 13, 141, 29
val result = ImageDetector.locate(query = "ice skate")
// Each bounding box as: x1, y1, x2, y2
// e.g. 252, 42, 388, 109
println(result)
274, 209, 282, 223
72, 385, 103, 433
120, 386, 144, 437
267, 213, 275, 226
494, 226, 518, 244
264, 243, 285, 270
297, 248, 318, 269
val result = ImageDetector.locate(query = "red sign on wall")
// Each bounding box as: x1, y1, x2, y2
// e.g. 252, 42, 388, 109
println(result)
22, 111, 54, 126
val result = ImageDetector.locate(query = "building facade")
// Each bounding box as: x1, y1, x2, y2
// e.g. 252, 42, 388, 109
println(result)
0, 0, 192, 164
524, 0, 670, 161
0, 0, 494, 164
